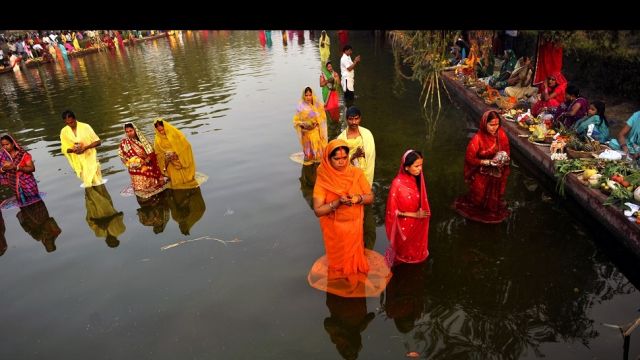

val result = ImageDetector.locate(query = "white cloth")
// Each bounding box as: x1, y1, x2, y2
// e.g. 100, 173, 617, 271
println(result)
505, 30, 518, 37
340, 53, 355, 91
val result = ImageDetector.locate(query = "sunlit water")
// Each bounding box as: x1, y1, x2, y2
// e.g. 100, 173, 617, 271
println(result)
0, 30, 638, 359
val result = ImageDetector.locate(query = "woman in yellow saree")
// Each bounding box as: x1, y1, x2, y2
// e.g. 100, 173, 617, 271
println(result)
153, 119, 199, 189
293, 87, 328, 165
319, 30, 330, 64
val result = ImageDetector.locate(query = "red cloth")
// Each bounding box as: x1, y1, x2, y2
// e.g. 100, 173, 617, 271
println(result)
384, 150, 430, 265
338, 30, 349, 48
453, 111, 511, 224
531, 71, 567, 116
533, 40, 563, 86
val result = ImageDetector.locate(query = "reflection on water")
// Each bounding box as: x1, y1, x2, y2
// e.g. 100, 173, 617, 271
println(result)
84, 184, 125, 248
383, 262, 430, 357
168, 187, 206, 236
0, 31, 637, 359
135, 192, 170, 234
299, 163, 318, 210
17, 200, 61, 253
324, 293, 375, 360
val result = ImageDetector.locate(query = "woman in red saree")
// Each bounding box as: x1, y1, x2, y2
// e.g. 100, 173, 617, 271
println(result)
0, 135, 42, 208
453, 110, 511, 224
531, 72, 567, 116
384, 150, 431, 266
308, 139, 391, 298
118, 123, 168, 198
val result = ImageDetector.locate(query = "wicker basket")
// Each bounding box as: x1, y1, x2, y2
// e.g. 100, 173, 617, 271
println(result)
566, 145, 609, 159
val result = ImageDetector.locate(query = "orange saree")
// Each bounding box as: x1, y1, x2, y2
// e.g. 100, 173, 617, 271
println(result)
308, 140, 391, 297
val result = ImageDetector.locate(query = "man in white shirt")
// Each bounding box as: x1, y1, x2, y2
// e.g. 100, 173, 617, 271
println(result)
340, 45, 361, 104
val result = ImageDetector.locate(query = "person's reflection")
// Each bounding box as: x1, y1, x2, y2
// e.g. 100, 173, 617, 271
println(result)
299, 163, 318, 210
324, 293, 375, 360
136, 192, 170, 234
168, 187, 206, 236
265, 30, 273, 48
383, 262, 429, 356
16, 200, 61, 253
0, 210, 6, 256
85, 184, 125, 248
363, 207, 376, 250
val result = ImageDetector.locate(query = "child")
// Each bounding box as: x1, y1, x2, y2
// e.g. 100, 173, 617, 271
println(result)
573, 101, 609, 143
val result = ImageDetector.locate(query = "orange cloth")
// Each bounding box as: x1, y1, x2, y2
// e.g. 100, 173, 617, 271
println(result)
308, 139, 391, 297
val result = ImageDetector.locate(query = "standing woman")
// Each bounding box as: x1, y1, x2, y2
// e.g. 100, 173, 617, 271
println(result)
119, 123, 168, 198
319, 61, 341, 112
308, 139, 391, 298
293, 87, 328, 164
453, 110, 511, 224
0, 135, 42, 208
385, 150, 431, 265
319, 30, 330, 64
153, 119, 199, 189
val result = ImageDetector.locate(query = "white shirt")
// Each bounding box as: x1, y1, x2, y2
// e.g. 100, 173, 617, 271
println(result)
340, 53, 355, 91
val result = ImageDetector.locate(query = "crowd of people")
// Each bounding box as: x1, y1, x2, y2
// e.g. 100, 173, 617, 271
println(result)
292, 32, 517, 302
0, 30, 161, 72
452, 31, 640, 162
0, 109, 206, 253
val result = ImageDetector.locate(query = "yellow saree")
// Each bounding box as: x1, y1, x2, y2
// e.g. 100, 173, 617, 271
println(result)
153, 119, 199, 189
60, 121, 103, 187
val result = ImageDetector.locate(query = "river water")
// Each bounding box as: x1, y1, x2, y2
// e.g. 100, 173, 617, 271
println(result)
0, 30, 638, 359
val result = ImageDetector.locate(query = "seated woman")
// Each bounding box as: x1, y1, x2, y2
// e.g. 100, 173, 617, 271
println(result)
453, 111, 511, 224
503, 56, 538, 101
385, 150, 431, 266
485, 49, 517, 90
554, 85, 588, 129
119, 123, 169, 198
475, 48, 494, 79
293, 87, 328, 164
572, 101, 610, 143
0, 135, 42, 208
308, 139, 392, 298
153, 119, 200, 189
531, 73, 567, 116
609, 110, 640, 159
319, 61, 341, 112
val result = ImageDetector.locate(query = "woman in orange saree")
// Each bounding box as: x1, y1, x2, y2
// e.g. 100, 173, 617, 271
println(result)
308, 139, 392, 298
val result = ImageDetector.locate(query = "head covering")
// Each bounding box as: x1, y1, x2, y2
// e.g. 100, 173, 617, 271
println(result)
123, 122, 153, 154
316, 139, 364, 196
153, 117, 195, 171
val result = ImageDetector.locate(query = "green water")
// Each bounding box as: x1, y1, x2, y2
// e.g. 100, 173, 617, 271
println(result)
0, 30, 637, 359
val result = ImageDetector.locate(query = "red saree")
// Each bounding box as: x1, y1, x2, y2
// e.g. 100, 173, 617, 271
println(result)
384, 150, 430, 265
118, 124, 168, 198
531, 72, 567, 117
453, 111, 511, 224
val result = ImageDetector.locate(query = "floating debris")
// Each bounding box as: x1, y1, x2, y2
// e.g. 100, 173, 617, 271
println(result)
224, 208, 235, 216
161, 236, 242, 251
